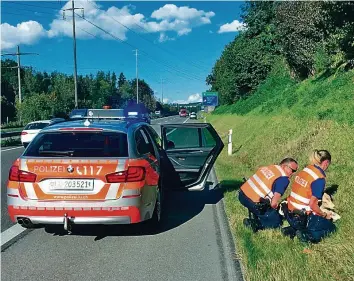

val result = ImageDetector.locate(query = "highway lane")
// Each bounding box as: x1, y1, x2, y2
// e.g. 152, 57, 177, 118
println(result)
1, 115, 243, 281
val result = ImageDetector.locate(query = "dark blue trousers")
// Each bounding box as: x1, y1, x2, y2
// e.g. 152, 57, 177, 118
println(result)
306, 214, 336, 242
238, 190, 282, 229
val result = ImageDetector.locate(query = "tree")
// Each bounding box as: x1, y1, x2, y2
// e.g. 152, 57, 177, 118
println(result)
275, 1, 326, 78
118, 72, 126, 89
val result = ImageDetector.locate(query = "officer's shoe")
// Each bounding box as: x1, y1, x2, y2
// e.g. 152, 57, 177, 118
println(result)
296, 230, 311, 243
243, 218, 260, 233
281, 226, 296, 239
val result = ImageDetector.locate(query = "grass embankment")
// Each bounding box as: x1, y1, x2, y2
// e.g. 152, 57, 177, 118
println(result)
209, 69, 354, 281
1, 137, 21, 147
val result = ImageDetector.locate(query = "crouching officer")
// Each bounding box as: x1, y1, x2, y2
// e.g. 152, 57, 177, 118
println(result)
239, 158, 298, 232
284, 150, 336, 243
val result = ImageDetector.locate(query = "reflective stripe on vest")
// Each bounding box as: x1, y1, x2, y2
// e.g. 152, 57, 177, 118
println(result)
288, 165, 325, 214
240, 165, 286, 203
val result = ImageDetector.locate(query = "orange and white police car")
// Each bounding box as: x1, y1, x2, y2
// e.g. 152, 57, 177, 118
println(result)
7, 111, 223, 231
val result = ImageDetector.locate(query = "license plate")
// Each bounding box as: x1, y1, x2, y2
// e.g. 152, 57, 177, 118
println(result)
48, 179, 94, 191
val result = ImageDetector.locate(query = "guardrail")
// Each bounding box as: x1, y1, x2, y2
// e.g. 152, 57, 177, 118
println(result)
1, 131, 21, 138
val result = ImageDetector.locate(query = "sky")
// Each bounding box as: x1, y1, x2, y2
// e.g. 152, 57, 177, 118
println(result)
1, 0, 245, 104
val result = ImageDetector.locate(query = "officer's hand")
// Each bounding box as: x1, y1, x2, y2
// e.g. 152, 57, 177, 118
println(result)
270, 201, 278, 209
324, 212, 333, 220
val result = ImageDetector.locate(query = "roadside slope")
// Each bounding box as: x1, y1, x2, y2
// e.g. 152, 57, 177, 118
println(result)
208, 69, 354, 281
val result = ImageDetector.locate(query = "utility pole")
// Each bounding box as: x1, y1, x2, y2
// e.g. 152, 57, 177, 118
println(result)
134, 49, 139, 103
63, 0, 84, 108
1, 45, 38, 104
160, 78, 164, 104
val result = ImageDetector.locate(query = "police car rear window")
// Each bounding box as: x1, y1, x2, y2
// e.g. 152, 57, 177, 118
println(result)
24, 132, 128, 158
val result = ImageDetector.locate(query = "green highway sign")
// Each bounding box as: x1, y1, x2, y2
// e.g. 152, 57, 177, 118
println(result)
202, 92, 219, 106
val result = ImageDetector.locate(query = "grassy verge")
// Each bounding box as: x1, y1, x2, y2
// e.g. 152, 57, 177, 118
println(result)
209, 114, 354, 281
1, 137, 22, 147
208, 68, 354, 281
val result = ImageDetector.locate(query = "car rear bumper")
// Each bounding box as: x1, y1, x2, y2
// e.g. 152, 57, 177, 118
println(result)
8, 205, 140, 225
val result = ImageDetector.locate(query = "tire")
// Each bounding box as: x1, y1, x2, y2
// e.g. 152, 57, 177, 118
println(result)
23, 143, 28, 148
146, 187, 163, 230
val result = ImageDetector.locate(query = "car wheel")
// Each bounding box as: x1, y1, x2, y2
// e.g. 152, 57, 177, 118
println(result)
23, 143, 28, 148
146, 187, 163, 230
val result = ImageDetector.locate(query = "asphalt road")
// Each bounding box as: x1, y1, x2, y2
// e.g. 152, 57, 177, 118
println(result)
1, 146, 25, 231
1, 115, 243, 281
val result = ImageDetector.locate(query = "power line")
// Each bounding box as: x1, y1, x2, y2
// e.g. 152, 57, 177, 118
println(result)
6, 1, 61, 11
1, 46, 39, 105
134, 22, 211, 71
75, 13, 204, 82
4, 2, 208, 84
107, 15, 206, 80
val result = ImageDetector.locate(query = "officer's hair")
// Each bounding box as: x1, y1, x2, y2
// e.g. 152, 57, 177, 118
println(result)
309, 150, 331, 165
279, 158, 298, 165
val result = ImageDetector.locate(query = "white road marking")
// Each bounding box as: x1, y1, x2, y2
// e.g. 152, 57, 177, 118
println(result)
1, 224, 27, 247
166, 117, 190, 136
1, 147, 23, 152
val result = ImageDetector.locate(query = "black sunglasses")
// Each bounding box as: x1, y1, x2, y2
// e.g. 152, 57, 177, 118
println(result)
286, 165, 297, 173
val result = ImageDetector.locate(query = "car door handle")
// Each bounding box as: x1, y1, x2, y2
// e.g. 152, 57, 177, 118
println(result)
177, 157, 185, 161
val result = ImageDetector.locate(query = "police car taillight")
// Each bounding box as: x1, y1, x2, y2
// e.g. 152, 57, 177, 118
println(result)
106, 167, 145, 183
9, 165, 37, 182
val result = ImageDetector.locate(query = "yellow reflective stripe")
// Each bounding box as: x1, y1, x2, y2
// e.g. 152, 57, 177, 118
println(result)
275, 165, 286, 177
247, 179, 266, 198
304, 167, 319, 180
290, 192, 310, 204
253, 174, 274, 198
289, 200, 311, 211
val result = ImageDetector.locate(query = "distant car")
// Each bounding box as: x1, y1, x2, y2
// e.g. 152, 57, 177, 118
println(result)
21, 119, 65, 148
155, 110, 161, 118
179, 109, 187, 117
190, 112, 197, 119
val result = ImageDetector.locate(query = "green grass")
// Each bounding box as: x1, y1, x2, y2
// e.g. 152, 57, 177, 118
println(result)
1, 137, 21, 147
1, 127, 24, 133
208, 69, 354, 281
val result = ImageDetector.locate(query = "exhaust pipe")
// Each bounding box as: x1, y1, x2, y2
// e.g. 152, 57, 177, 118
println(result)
20, 218, 34, 228
17, 218, 24, 225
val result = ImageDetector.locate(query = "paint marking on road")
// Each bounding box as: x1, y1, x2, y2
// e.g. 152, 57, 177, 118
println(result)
1, 147, 23, 152
1, 223, 27, 247
166, 117, 190, 136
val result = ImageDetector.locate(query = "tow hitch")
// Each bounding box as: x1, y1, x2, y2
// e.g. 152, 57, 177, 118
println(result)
63, 213, 73, 234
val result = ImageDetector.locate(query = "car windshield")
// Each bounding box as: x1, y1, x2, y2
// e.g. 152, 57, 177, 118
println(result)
24, 122, 49, 130
24, 131, 128, 157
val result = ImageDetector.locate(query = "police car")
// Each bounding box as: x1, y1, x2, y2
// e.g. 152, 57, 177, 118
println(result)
7, 110, 223, 231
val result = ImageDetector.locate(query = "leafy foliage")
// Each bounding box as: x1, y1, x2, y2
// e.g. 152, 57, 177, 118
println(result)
208, 1, 354, 106
1, 62, 158, 124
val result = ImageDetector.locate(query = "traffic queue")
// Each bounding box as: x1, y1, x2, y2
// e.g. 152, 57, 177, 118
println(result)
239, 150, 338, 243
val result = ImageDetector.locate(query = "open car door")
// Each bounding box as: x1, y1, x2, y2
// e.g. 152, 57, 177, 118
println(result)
161, 123, 224, 191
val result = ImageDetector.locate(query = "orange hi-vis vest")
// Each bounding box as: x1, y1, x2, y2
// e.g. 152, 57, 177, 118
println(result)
240, 165, 287, 203
287, 165, 325, 214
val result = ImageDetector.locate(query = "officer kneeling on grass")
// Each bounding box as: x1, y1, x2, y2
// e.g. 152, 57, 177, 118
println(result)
239, 158, 298, 232
283, 150, 336, 243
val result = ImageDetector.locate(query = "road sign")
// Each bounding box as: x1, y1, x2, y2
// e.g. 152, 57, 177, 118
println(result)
202, 92, 218, 106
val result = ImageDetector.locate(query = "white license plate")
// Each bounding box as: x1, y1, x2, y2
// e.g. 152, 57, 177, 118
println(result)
48, 179, 94, 191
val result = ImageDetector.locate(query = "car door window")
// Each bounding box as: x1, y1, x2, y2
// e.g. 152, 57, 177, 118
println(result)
145, 126, 162, 149
201, 128, 216, 147
135, 129, 156, 157
165, 127, 215, 149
